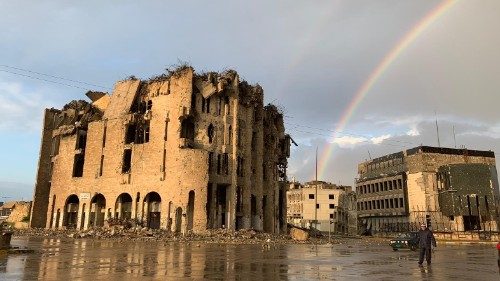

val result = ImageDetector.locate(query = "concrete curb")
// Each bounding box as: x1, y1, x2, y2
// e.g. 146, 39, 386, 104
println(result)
436, 240, 498, 245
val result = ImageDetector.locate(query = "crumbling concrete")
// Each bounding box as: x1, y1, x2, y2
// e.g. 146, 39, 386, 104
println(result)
30, 66, 290, 235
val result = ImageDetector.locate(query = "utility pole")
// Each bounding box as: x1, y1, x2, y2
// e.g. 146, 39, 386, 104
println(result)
314, 147, 318, 231
453, 125, 457, 148
435, 111, 441, 148
315, 147, 318, 182
328, 219, 331, 244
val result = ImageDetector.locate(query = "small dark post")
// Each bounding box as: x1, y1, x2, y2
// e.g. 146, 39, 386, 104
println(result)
0, 228, 13, 250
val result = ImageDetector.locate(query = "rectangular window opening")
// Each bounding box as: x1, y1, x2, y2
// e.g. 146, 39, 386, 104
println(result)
76, 130, 87, 150
125, 124, 137, 144
122, 149, 132, 173
73, 154, 85, 177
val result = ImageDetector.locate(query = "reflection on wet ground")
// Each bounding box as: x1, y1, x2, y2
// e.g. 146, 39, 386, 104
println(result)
1, 237, 498, 280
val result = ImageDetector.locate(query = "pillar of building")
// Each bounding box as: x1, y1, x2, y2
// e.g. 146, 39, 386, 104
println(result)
58, 208, 64, 229
83, 203, 91, 230
76, 203, 84, 230
181, 204, 187, 235
227, 184, 236, 231
45, 195, 56, 229
131, 196, 137, 222
160, 194, 169, 229
241, 194, 251, 229
208, 183, 216, 229
193, 187, 208, 233
135, 193, 143, 224
51, 211, 57, 229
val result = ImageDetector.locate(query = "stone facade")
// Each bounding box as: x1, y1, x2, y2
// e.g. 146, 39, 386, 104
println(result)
286, 181, 354, 234
356, 146, 500, 234
30, 67, 290, 234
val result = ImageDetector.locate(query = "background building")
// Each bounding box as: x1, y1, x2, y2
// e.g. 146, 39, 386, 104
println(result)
287, 180, 355, 234
30, 66, 290, 234
356, 146, 499, 234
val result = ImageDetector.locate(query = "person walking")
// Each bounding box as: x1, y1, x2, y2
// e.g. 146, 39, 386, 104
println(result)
417, 223, 436, 266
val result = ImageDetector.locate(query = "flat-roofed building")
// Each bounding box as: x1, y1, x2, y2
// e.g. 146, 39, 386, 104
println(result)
356, 146, 499, 234
287, 180, 354, 234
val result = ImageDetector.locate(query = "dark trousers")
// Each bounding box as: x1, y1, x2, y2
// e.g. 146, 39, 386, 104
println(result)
419, 247, 431, 264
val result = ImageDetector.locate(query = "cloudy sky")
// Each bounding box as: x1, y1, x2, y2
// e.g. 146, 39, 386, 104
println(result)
1, 0, 499, 200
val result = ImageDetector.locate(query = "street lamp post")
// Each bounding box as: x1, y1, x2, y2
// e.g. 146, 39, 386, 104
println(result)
315, 183, 318, 231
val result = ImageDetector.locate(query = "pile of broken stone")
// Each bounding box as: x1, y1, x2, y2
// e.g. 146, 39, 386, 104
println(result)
13, 226, 351, 245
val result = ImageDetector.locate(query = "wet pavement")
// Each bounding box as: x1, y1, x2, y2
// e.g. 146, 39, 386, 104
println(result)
1, 237, 498, 280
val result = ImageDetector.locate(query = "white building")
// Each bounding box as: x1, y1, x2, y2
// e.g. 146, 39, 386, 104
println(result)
287, 181, 352, 233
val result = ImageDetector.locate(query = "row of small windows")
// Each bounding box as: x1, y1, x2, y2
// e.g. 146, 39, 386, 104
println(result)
366, 158, 403, 172
357, 197, 405, 211
358, 179, 403, 194
207, 152, 246, 177
314, 204, 336, 209
288, 212, 338, 220
308, 194, 335, 200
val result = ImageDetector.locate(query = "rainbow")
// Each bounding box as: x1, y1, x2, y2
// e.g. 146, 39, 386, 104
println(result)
316, 0, 458, 180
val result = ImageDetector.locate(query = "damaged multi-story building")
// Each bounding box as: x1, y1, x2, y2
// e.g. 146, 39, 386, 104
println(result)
287, 181, 356, 234
356, 146, 500, 234
30, 66, 291, 234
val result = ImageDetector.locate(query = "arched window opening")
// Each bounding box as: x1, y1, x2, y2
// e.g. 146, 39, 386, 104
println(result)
187, 191, 195, 231
90, 194, 106, 227
64, 195, 79, 229
144, 192, 162, 229
115, 193, 133, 220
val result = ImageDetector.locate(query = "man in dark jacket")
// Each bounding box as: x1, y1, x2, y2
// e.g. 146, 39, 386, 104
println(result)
417, 223, 437, 266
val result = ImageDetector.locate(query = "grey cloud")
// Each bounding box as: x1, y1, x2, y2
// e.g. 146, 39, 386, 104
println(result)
289, 117, 500, 186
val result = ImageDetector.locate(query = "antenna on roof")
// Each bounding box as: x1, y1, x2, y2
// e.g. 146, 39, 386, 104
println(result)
435, 111, 441, 148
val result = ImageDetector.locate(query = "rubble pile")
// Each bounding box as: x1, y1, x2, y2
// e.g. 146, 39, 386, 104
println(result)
51, 99, 103, 136
13, 227, 357, 245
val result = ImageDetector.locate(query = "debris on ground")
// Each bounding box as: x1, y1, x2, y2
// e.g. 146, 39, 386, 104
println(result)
12, 227, 367, 245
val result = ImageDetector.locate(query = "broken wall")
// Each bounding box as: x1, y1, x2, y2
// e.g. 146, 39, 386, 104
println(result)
32, 66, 289, 234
